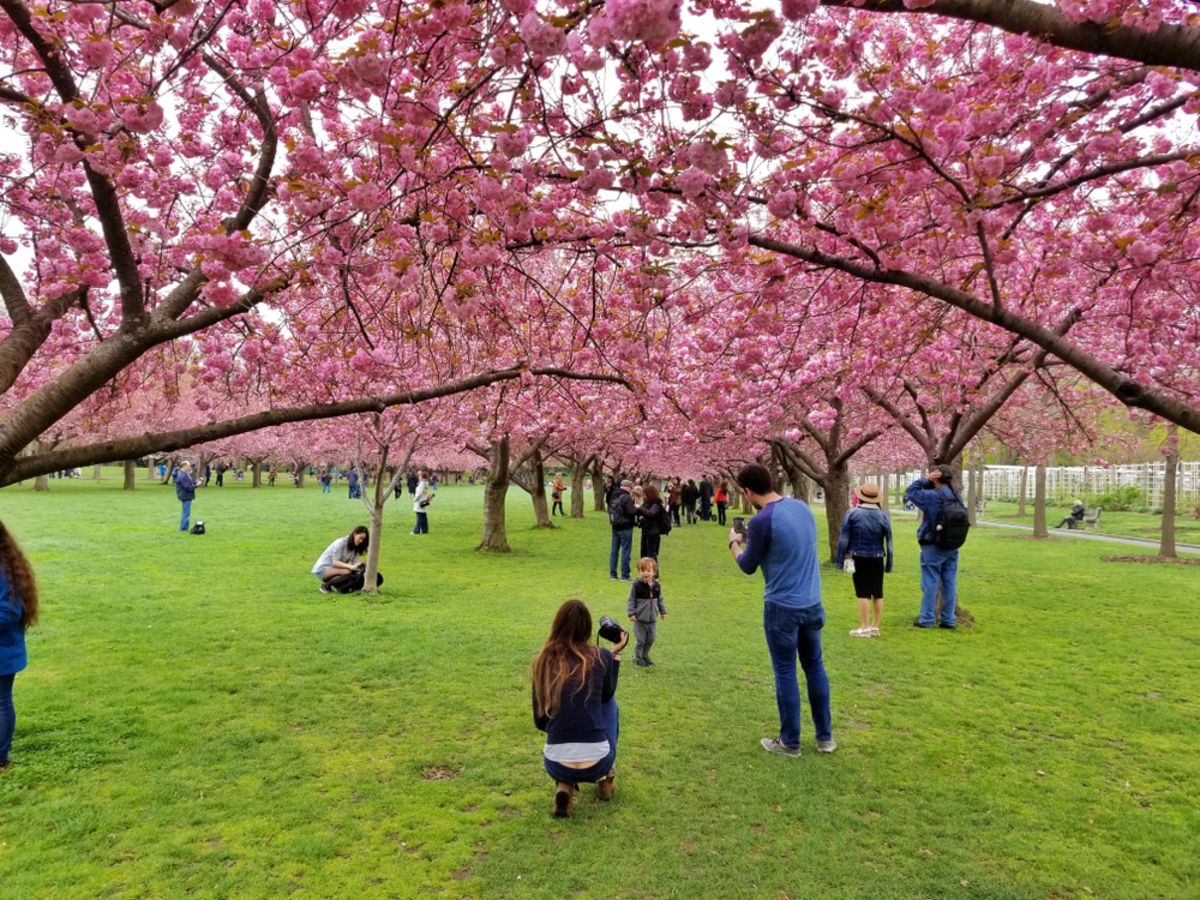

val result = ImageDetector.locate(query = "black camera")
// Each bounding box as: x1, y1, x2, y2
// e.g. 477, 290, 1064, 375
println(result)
598, 615, 625, 643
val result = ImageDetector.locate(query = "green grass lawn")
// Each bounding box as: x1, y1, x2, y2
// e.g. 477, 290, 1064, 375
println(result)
980, 500, 1200, 546
1, 474, 1197, 898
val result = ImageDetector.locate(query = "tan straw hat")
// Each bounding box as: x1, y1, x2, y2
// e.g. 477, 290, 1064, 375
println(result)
855, 483, 882, 505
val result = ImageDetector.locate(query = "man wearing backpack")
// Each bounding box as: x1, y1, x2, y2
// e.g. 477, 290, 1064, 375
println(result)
608, 480, 638, 581
905, 466, 969, 630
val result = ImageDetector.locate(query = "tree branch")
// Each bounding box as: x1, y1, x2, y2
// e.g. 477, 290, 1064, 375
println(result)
824, 0, 1200, 72
748, 233, 1200, 433
1, 367, 631, 485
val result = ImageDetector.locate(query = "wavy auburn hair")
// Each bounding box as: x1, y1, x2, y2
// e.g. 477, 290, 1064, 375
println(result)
0, 520, 38, 629
531, 599, 599, 720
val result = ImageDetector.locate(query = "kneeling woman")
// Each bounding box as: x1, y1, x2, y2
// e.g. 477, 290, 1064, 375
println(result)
311, 526, 369, 593
532, 599, 627, 818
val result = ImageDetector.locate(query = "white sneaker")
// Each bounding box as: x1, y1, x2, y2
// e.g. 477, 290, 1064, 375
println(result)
849, 627, 872, 637
869, 626, 881, 637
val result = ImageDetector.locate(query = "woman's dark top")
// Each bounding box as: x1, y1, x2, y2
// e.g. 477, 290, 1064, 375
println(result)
532, 647, 619, 745
635, 501, 666, 535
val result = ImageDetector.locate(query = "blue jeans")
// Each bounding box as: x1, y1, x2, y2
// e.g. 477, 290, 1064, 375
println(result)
321, 481, 331, 493
609, 528, 633, 579
179, 499, 191, 531
413, 512, 429, 534
763, 602, 832, 748
918, 544, 959, 626
0, 673, 14, 765
544, 698, 619, 784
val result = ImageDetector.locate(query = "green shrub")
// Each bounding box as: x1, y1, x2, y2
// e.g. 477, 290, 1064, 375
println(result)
1094, 485, 1142, 511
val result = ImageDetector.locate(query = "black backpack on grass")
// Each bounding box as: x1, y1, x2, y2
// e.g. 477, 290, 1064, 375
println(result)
934, 488, 970, 550
328, 564, 384, 594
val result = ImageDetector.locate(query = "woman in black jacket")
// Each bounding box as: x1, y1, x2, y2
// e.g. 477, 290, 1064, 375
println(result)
532, 600, 627, 817
634, 483, 666, 562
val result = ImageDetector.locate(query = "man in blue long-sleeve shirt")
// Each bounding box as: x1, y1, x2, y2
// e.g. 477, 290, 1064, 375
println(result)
904, 466, 961, 629
728, 464, 834, 757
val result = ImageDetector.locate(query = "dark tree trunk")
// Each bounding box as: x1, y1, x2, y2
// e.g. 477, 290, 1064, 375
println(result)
570, 458, 588, 518
822, 465, 851, 565
1033, 463, 1048, 538
529, 450, 553, 528
880, 472, 890, 511
123, 460, 136, 490
361, 446, 391, 595
478, 437, 511, 552
252, 460, 263, 488
967, 449, 980, 526
1018, 465, 1028, 517
591, 459, 606, 512
1160, 427, 1178, 558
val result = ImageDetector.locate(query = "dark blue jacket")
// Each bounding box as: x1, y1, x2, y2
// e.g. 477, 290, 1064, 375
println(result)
836, 507, 893, 571
904, 479, 959, 545
0, 571, 28, 675
175, 470, 196, 502
533, 648, 619, 744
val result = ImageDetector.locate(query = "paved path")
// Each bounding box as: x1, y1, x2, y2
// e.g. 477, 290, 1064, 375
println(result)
976, 519, 1200, 554
889, 508, 1200, 554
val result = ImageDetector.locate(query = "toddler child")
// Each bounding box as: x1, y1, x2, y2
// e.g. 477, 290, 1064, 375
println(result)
626, 557, 667, 667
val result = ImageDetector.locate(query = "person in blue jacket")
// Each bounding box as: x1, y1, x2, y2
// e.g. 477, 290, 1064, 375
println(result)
836, 482, 893, 637
904, 465, 961, 629
1, 520, 39, 771
175, 461, 197, 532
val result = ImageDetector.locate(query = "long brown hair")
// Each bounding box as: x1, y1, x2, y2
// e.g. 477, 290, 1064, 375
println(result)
531, 599, 599, 719
0, 521, 38, 629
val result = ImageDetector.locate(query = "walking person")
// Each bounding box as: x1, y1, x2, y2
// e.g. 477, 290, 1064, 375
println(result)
532, 599, 626, 818
681, 478, 699, 524
728, 464, 834, 757
175, 461, 197, 532
667, 477, 682, 526
347, 467, 360, 500
835, 483, 893, 637
634, 483, 667, 564
551, 473, 566, 517
1, 520, 39, 772
412, 470, 434, 534
698, 475, 714, 521
714, 479, 729, 526
905, 465, 967, 629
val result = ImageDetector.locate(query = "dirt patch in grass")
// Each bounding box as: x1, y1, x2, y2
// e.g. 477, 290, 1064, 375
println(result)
421, 764, 464, 780
1101, 555, 1200, 565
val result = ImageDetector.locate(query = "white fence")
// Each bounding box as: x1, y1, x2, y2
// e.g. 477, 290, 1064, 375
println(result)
978, 462, 1200, 510
875, 463, 1200, 511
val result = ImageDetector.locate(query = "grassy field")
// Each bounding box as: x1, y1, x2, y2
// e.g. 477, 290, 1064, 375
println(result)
1, 474, 1197, 898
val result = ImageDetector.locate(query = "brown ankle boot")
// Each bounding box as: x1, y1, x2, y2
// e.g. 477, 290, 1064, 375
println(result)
595, 770, 616, 802
553, 782, 576, 818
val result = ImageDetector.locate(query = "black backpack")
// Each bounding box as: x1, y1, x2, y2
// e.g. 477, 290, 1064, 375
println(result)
328, 565, 384, 594
190, 521, 206, 535
934, 488, 970, 550
608, 492, 634, 529
658, 504, 673, 535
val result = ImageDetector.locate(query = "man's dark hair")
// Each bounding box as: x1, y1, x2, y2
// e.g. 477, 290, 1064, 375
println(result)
736, 464, 774, 495
930, 465, 953, 486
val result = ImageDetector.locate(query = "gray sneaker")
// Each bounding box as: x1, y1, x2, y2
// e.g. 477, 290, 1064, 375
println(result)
760, 737, 801, 757
816, 739, 837, 754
